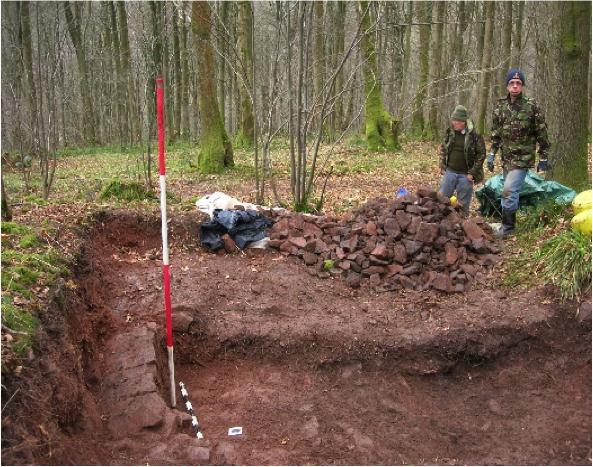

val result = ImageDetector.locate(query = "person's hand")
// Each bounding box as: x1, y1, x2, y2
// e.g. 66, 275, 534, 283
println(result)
467, 174, 474, 183
487, 154, 495, 173
537, 159, 550, 172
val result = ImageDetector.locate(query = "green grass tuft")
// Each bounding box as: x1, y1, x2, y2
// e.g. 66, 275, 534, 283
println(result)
100, 180, 156, 201
518, 200, 569, 233
24, 194, 49, 206
535, 229, 592, 303
1, 301, 37, 355
19, 233, 41, 249
1, 222, 28, 235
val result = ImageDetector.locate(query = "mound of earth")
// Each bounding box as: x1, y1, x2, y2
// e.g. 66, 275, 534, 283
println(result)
1, 209, 591, 466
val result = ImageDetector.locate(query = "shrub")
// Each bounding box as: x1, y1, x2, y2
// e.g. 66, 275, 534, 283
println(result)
536, 229, 592, 302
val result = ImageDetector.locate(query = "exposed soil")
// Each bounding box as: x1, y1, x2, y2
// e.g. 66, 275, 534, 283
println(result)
1, 207, 591, 466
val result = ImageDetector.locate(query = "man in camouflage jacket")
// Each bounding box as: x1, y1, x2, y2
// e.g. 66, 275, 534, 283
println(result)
488, 68, 550, 237
439, 105, 486, 215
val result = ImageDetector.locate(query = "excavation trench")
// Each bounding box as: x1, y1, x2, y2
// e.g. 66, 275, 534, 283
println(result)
2, 210, 590, 466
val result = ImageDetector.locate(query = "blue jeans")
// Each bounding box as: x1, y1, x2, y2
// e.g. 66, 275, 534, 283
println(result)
440, 169, 473, 215
501, 168, 528, 211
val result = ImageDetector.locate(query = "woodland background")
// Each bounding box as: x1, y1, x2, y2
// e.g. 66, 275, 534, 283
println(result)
1, 1, 591, 207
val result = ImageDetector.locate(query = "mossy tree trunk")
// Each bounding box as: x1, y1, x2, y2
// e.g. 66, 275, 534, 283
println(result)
192, 1, 233, 173
359, 1, 400, 153
548, 1, 591, 192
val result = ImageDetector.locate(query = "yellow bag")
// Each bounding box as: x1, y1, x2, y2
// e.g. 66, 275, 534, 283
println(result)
571, 208, 592, 236
572, 190, 592, 215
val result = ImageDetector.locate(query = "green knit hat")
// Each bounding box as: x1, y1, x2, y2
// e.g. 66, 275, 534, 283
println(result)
451, 105, 468, 122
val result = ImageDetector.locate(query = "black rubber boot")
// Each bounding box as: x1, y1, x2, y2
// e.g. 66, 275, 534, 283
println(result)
494, 209, 516, 237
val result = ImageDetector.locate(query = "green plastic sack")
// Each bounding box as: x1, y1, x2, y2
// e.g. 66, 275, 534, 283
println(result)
475, 170, 577, 218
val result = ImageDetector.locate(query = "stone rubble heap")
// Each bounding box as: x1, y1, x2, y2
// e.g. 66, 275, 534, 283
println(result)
264, 186, 501, 293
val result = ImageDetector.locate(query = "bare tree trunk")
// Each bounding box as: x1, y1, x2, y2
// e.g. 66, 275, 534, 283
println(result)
476, 2, 486, 60
331, 1, 347, 135
498, 2, 513, 96
180, 10, 190, 140
107, 1, 124, 144
1, 175, 13, 221
313, 0, 324, 130
475, 1, 495, 134
63, 1, 97, 144
295, 1, 306, 202
161, 5, 173, 144
171, 10, 181, 142
117, 1, 140, 144
513, 1, 525, 67
143, 1, 164, 187
458, 1, 474, 105
287, 1, 296, 197
149, 1, 163, 84
0, 80, 12, 221
38, 4, 57, 200
148, 0, 165, 182
398, 1, 413, 117
216, 1, 229, 127
20, 1, 38, 154
235, 1, 254, 149
454, 1, 469, 94
388, 2, 406, 115
427, 0, 444, 140
411, 1, 430, 138
314, 1, 324, 95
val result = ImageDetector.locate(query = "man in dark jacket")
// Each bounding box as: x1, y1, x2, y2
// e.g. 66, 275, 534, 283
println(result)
439, 105, 486, 215
488, 68, 550, 237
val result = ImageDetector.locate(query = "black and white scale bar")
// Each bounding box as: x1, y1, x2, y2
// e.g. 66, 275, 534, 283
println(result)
179, 382, 204, 439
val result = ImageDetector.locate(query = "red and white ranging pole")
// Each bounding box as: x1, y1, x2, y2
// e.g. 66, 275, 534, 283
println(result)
156, 78, 176, 408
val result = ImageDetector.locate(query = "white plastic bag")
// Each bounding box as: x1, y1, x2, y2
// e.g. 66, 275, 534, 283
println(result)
196, 192, 243, 218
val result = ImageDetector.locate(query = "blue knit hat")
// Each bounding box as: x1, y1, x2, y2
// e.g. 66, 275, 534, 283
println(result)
506, 69, 525, 85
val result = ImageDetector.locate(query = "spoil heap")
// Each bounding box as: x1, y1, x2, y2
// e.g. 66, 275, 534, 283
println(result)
265, 186, 501, 293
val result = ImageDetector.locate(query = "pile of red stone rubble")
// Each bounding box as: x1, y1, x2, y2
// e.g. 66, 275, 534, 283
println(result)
264, 186, 501, 293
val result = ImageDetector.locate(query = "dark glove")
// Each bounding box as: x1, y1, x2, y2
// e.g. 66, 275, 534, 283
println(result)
487, 154, 495, 173
537, 159, 550, 172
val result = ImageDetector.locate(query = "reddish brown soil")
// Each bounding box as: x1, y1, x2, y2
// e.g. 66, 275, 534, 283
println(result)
1, 209, 591, 466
